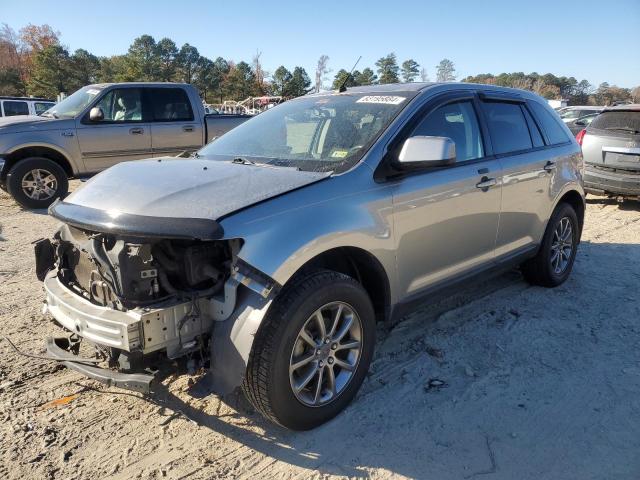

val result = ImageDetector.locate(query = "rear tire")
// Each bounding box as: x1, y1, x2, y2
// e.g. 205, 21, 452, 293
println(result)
6, 157, 68, 209
243, 270, 375, 430
521, 202, 579, 287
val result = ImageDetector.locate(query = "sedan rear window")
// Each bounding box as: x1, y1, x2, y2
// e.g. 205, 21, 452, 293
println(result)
589, 111, 640, 134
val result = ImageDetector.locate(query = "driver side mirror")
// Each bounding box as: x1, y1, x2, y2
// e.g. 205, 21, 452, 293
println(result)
398, 136, 456, 168
89, 107, 104, 122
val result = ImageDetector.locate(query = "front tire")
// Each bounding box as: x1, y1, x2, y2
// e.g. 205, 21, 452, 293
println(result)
6, 157, 68, 209
243, 271, 375, 430
521, 202, 579, 287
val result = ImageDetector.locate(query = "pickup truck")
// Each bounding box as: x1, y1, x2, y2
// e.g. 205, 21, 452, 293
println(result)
0, 82, 250, 208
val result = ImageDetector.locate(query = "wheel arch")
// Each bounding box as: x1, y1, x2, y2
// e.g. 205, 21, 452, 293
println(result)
554, 187, 585, 238
282, 246, 392, 325
4, 145, 75, 178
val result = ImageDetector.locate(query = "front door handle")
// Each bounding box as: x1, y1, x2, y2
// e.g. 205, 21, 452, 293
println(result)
182, 125, 194, 132
129, 127, 144, 135
476, 176, 497, 190
544, 161, 556, 172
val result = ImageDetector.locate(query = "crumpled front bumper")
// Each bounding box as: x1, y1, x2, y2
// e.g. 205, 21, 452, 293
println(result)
43, 271, 214, 358
45, 336, 155, 393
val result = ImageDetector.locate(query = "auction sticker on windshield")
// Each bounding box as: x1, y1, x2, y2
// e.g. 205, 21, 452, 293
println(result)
356, 95, 406, 105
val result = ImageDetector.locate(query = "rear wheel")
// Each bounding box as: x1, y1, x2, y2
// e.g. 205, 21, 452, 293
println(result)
521, 202, 579, 287
243, 271, 375, 430
6, 157, 68, 209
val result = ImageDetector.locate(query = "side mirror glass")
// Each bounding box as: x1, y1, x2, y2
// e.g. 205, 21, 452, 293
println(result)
89, 107, 104, 122
398, 136, 456, 168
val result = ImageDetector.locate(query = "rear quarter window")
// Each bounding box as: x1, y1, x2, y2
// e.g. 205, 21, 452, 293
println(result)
589, 111, 640, 134
528, 101, 571, 145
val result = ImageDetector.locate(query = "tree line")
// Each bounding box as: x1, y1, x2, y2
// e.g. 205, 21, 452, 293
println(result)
1, 23, 638, 106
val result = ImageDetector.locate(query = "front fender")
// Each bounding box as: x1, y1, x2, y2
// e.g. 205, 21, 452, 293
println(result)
220, 168, 397, 302
5, 140, 81, 174
211, 168, 396, 393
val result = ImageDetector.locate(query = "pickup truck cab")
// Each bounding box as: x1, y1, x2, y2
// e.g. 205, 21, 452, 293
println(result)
0, 82, 250, 208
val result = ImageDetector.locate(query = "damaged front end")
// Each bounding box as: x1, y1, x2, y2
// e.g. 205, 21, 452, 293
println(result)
37, 201, 277, 394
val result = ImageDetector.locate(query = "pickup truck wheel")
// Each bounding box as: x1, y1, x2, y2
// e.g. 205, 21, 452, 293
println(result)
521, 202, 579, 287
6, 157, 68, 209
243, 271, 375, 430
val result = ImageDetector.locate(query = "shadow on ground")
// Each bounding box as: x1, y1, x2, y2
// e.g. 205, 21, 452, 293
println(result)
126, 239, 640, 478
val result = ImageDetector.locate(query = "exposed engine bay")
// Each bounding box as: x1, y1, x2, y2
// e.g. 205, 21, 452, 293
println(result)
37, 222, 275, 384
53, 224, 236, 311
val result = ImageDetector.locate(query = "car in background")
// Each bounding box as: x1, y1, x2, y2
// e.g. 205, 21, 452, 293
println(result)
559, 106, 603, 123
580, 104, 640, 201
0, 96, 56, 117
567, 112, 599, 136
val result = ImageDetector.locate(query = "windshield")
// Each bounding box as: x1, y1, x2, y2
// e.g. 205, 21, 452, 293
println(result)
560, 109, 584, 120
43, 86, 104, 118
198, 92, 415, 173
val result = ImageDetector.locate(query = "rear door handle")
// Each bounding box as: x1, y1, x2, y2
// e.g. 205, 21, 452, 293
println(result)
476, 176, 497, 190
182, 125, 194, 132
129, 127, 144, 135
544, 161, 556, 172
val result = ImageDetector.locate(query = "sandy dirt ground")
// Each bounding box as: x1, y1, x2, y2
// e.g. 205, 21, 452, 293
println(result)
1, 182, 639, 480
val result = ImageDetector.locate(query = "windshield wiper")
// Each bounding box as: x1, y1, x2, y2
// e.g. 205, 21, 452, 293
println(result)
232, 157, 256, 165
605, 127, 640, 134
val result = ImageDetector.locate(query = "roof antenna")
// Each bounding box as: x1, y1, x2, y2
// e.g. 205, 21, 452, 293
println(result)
337, 56, 362, 93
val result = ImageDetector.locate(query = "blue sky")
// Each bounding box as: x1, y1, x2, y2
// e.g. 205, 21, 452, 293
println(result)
2, 0, 639, 87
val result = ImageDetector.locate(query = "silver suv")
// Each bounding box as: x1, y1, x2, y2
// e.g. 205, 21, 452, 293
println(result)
38, 83, 584, 430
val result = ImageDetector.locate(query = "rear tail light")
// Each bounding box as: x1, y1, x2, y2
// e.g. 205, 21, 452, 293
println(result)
576, 128, 586, 146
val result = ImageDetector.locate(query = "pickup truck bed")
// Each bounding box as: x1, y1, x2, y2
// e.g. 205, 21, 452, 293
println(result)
205, 114, 251, 142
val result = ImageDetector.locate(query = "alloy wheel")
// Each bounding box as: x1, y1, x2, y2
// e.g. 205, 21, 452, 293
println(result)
550, 216, 573, 274
289, 301, 363, 407
21, 169, 57, 200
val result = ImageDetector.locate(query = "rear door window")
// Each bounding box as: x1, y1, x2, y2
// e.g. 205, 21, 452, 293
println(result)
481, 101, 533, 154
589, 111, 640, 135
3, 100, 29, 116
148, 88, 194, 122
528, 101, 571, 145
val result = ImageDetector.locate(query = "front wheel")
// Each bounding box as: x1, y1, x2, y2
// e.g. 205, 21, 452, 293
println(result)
243, 271, 375, 430
6, 157, 69, 209
521, 202, 579, 287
